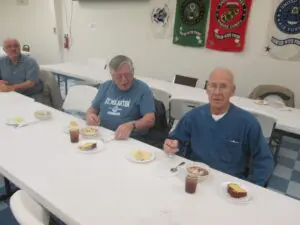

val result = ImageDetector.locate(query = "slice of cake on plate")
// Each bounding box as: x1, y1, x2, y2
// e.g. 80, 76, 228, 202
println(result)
227, 183, 248, 198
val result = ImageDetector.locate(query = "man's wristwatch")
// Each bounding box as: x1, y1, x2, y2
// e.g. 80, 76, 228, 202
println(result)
132, 122, 136, 132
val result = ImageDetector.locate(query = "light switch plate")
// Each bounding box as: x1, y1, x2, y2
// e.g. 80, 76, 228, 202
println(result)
89, 23, 96, 29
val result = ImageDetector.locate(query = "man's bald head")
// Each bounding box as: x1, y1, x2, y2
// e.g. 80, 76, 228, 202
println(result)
3, 38, 21, 59
3, 38, 20, 48
208, 67, 235, 86
206, 68, 236, 114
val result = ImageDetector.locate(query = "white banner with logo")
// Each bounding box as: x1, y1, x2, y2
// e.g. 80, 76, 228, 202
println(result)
150, 0, 174, 39
265, 0, 300, 61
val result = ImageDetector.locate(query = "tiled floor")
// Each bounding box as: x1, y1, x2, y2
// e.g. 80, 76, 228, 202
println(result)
268, 136, 300, 200
0, 180, 18, 225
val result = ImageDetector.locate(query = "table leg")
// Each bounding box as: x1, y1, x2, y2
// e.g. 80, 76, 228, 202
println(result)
274, 134, 282, 163
0, 177, 18, 202
56, 74, 61, 85
64, 77, 68, 96
269, 130, 283, 164
5, 177, 11, 194
271, 129, 300, 164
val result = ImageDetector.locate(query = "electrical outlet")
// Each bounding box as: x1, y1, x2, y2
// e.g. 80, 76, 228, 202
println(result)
16, 0, 29, 5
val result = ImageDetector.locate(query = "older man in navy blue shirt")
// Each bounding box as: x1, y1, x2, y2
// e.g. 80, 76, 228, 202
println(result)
164, 68, 274, 186
0, 38, 42, 96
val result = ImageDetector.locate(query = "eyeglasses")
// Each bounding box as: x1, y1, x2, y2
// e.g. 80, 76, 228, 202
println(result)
4, 44, 20, 49
113, 73, 133, 80
207, 83, 230, 92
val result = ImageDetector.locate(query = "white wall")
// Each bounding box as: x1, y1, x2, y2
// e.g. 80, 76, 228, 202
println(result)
61, 0, 300, 106
0, 0, 61, 64
1, 0, 299, 106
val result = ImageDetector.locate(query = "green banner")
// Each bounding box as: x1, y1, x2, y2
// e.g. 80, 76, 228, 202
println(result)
173, 0, 210, 47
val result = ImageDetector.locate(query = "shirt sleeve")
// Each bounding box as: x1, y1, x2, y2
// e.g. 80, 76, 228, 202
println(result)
0, 59, 3, 80
91, 83, 107, 111
168, 114, 192, 156
247, 122, 275, 186
139, 86, 155, 116
25, 58, 39, 82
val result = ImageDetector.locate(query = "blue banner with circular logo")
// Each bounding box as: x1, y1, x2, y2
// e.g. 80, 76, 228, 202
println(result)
265, 0, 300, 61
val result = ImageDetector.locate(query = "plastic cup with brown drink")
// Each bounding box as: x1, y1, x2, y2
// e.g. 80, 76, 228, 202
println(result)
69, 127, 80, 143
185, 173, 198, 194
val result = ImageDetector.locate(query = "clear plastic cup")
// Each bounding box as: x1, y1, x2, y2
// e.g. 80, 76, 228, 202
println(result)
185, 174, 198, 194
69, 127, 79, 143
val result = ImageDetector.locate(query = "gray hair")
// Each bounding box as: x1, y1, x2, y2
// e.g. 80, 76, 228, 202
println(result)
108, 55, 134, 73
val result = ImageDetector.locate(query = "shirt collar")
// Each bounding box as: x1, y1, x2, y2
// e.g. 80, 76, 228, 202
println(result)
113, 78, 135, 92
6, 54, 24, 65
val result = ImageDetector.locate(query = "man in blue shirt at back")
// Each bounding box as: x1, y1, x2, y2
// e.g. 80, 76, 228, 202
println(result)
0, 38, 42, 96
86, 55, 155, 140
164, 68, 274, 186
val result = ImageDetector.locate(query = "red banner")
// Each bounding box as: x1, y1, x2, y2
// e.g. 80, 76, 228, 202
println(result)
206, 0, 253, 52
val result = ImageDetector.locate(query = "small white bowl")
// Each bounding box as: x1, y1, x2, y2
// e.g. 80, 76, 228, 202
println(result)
80, 126, 99, 139
34, 110, 52, 120
185, 162, 211, 182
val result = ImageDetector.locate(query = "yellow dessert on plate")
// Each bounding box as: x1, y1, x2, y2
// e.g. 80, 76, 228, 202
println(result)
79, 142, 97, 151
70, 121, 78, 127
131, 150, 152, 161
13, 117, 24, 124
227, 183, 247, 198
255, 99, 266, 105
80, 127, 98, 136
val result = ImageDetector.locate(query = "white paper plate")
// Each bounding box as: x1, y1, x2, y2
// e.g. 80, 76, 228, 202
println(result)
219, 182, 253, 204
6, 117, 25, 126
77, 140, 104, 154
126, 150, 156, 163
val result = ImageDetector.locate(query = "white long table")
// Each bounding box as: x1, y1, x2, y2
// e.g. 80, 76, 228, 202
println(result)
41, 62, 110, 83
1, 94, 300, 225
171, 89, 300, 136
41, 63, 300, 136
0, 91, 34, 105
